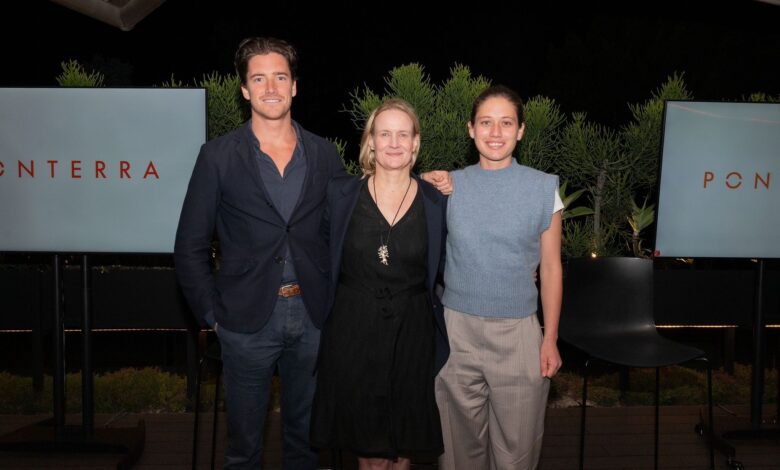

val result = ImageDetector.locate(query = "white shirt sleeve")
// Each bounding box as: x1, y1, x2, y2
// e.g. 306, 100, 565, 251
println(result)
553, 188, 564, 213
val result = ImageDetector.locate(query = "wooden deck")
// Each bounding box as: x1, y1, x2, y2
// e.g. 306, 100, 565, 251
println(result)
1, 405, 778, 469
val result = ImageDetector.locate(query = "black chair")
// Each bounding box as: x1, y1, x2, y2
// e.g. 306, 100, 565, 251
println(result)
559, 257, 714, 470
192, 341, 222, 470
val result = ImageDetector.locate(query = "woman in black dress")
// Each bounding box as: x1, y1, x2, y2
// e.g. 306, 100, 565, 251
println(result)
310, 99, 448, 469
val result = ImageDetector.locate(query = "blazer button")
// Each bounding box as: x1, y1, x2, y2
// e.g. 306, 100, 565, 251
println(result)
274, 256, 284, 264
286, 225, 291, 232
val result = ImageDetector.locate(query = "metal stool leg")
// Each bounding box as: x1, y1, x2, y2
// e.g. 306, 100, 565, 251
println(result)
579, 358, 589, 470
210, 360, 222, 470
706, 360, 715, 469
654, 367, 660, 470
193, 342, 222, 470
192, 355, 207, 470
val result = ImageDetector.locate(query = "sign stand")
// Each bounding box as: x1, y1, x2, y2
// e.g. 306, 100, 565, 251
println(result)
0, 255, 145, 469
722, 259, 780, 439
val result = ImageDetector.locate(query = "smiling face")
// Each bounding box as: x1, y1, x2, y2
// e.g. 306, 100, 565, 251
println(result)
369, 108, 420, 174
468, 96, 525, 170
240, 52, 297, 122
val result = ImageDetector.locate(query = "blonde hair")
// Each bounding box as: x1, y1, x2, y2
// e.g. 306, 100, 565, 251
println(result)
358, 98, 421, 177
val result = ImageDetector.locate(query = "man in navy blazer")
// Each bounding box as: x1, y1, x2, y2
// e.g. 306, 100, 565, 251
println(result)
174, 37, 345, 469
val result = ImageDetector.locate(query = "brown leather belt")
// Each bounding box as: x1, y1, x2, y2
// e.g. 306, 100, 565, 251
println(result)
278, 283, 301, 298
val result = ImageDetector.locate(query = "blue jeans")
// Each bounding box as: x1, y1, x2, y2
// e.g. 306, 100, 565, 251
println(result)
218, 295, 320, 469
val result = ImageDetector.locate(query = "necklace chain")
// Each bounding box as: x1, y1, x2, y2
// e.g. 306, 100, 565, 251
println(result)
372, 176, 412, 266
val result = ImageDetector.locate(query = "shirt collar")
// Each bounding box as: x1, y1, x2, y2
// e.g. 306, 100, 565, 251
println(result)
246, 119, 304, 149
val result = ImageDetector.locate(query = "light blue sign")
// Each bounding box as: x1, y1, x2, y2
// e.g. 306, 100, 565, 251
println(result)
0, 88, 207, 253
656, 101, 780, 258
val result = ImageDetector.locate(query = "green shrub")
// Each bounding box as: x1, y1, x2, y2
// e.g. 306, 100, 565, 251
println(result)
345, 63, 489, 173
590, 372, 620, 389
94, 368, 187, 413
517, 96, 565, 173
0, 372, 45, 413
589, 386, 621, 406
56, 59, 105, 87
549, 364, 774, 408
622, 390, 653, 406
712, 367, 752, 405
549, 370, 580, 399
0, 368, 187, 414
1, 363, 774, 413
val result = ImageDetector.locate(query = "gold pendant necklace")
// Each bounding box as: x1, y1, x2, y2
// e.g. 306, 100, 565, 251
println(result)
373, 176, 412, 266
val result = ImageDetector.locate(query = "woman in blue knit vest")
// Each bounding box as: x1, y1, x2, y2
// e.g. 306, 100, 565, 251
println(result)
435, 85, 564, 470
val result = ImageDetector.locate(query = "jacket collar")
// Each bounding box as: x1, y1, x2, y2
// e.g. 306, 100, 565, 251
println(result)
236, 119, 318, 222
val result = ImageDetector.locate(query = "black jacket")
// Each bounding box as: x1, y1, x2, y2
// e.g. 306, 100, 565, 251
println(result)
174, 121, 345, 333
322, 174, 450, 373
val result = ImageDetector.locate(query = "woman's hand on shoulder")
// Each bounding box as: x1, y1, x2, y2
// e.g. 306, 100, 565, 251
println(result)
420, 170, 453, 195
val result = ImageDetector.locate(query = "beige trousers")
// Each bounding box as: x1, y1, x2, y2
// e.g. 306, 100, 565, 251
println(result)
435, 307, 549, 470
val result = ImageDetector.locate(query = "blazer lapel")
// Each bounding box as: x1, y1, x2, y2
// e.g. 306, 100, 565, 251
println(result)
291, 123, 315, 218
417, 174, 443, 293
237, 122, 285, 222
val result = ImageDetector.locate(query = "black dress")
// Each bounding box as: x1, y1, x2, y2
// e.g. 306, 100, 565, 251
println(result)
310, 183, 443, 459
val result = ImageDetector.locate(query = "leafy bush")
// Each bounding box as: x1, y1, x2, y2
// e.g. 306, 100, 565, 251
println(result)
0, 372, 45, 413
1, 364, 774, 412
588, 386, 621, 406
345, 63, 489, 173
548, 364, 776, 407
94, 368, 187, 413
56, 59, 105, 87
0, 368, 187, 413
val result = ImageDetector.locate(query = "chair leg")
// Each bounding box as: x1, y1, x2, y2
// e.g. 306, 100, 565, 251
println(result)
706, 360, 714, 470
192, 356, 206, 470
776, 338, 779, 426
330, 449, 342, 470
579, 358, 590, 470
693, 356, 720, 469
210, 361, 222, 470
654, 367, 660, 470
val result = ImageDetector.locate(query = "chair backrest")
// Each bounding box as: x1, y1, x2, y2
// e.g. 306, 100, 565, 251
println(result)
560, 256, 656, 342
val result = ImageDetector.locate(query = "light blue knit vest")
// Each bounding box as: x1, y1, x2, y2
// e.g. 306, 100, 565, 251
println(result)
443, 160, 558, 317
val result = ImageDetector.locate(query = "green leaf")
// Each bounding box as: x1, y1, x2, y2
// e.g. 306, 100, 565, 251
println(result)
564, 206, 595, 220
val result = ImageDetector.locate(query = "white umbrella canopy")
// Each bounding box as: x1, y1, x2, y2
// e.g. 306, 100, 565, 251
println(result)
50, 0, 166, 31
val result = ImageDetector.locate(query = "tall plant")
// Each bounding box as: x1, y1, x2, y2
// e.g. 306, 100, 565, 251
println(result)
627, 195, 655, 258
555, 74, 693, 257
517, 96, 566, 173
622, 73, 692, 192
556, 113, 635, 256
345, 63, 490, 173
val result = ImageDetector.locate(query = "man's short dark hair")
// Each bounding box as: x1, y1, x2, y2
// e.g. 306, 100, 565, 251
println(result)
234, 37, 298, 84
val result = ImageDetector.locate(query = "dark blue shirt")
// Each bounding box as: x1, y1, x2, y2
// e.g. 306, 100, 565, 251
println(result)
251, 121, 307, 283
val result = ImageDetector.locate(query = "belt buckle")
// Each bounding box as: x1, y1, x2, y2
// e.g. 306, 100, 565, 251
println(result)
279, 283, 300, 298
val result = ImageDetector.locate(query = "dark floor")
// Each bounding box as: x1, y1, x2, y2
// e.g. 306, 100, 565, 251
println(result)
1, 405, 779, 469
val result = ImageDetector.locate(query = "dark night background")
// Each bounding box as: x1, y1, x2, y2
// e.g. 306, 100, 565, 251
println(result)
3, 1, 780, 155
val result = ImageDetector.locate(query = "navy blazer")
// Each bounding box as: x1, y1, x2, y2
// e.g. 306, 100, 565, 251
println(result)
323, 173, 450, 373
174, 121, 345, 333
